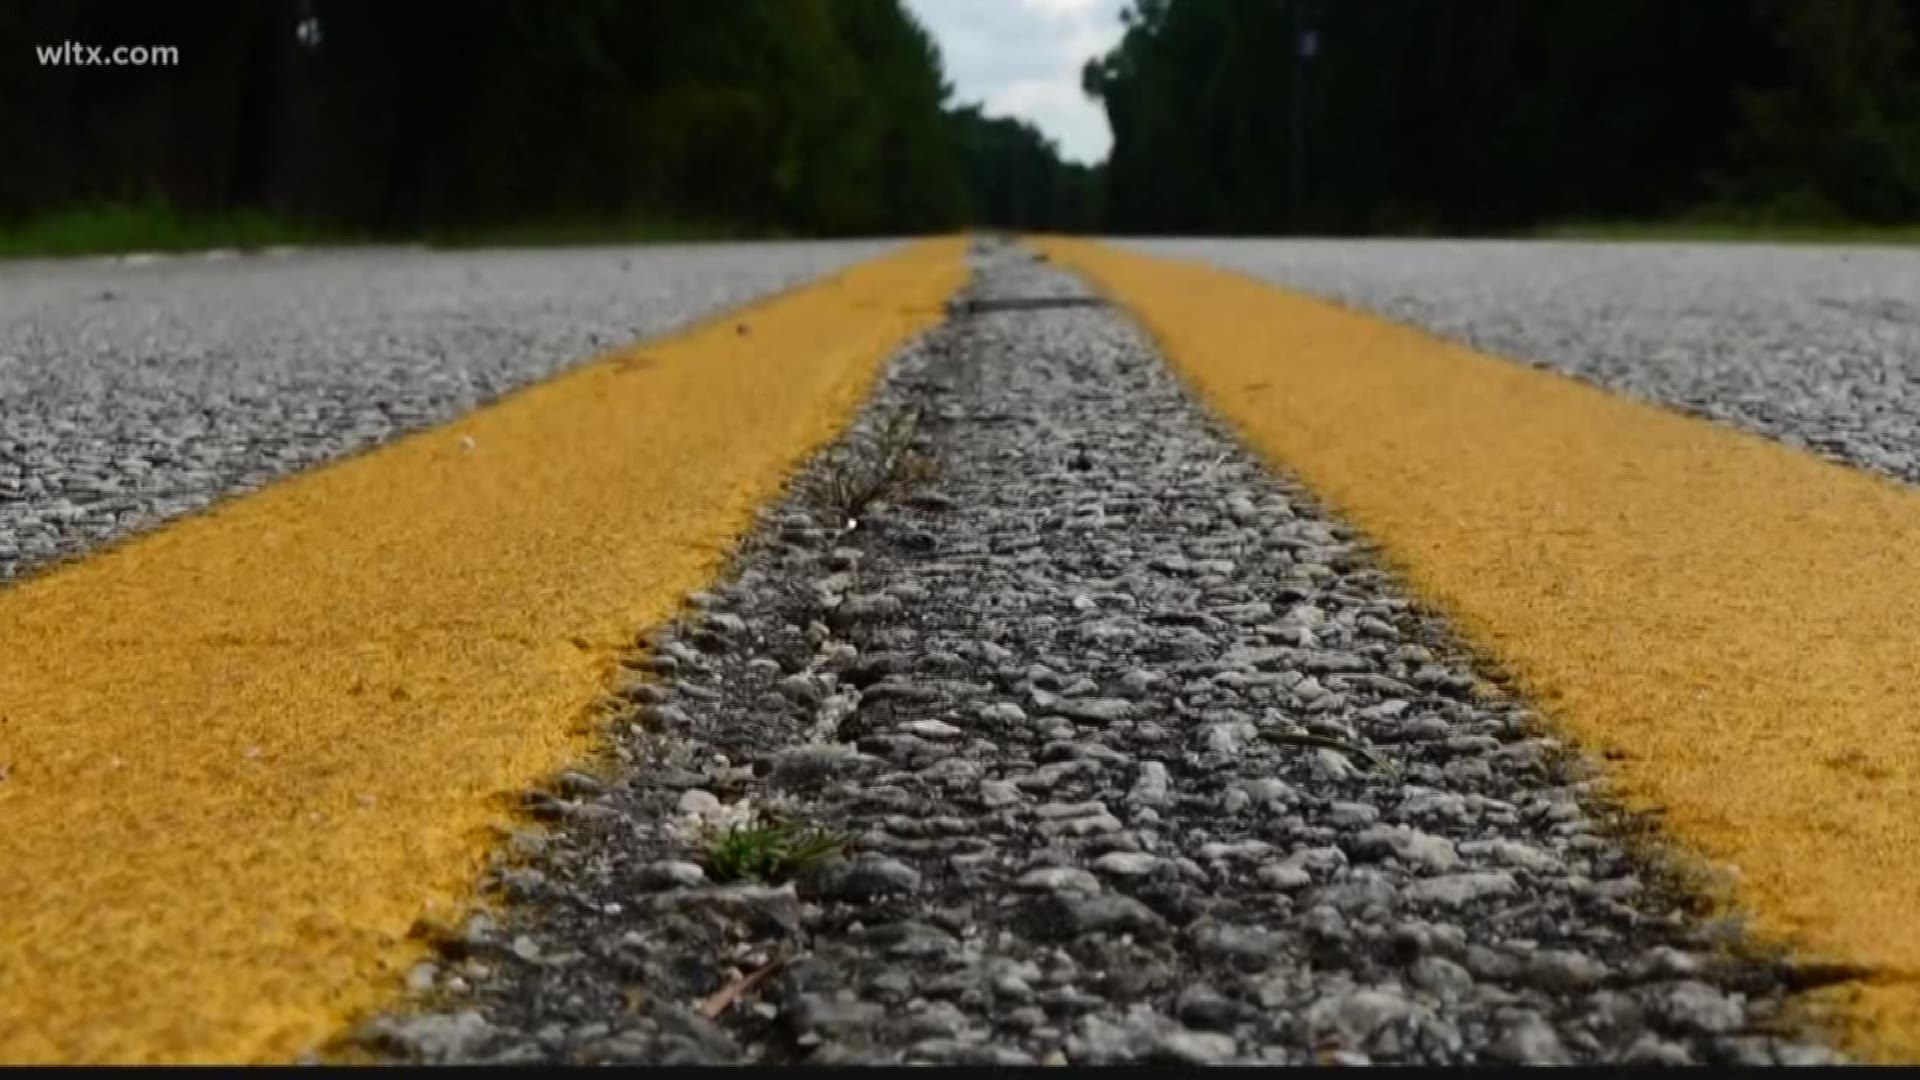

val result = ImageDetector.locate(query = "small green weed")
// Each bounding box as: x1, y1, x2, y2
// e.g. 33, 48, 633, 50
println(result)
700, 813, 851, 883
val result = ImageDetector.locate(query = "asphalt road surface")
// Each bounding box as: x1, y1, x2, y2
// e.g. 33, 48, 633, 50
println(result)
1123, 238, 1920, 484
0, 241, 893, 580
6, 236, 1919, 1064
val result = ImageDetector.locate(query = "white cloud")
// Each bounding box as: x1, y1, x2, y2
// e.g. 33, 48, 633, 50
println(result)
905, 0, 1127, 164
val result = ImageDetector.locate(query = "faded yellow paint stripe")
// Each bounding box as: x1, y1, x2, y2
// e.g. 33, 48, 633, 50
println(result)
1044, 238, 1920, 1061
0, 239, 964, 1063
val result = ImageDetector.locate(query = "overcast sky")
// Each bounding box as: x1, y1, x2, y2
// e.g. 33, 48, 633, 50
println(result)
904, 0, 1128, 165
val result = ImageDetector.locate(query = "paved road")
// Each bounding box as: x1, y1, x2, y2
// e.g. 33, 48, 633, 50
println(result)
5, 236, 1916, 1064
0, 242, 893, 580
361, 241, 1834, 1066
1123, 239, 1920, 486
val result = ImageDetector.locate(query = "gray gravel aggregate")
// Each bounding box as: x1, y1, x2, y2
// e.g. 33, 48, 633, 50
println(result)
0, 241, 892, 579
1122, 238, 1920, 486
364, 241, 1841, 1065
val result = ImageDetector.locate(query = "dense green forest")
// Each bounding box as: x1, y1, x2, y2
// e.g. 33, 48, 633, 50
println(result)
1088, 0, 1920, 234
3, 0, 1919, 245
0, 0, 1081, 240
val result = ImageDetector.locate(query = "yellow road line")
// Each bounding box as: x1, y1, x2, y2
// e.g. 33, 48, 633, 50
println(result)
0, 239, 964, 1063
1043, 238, 1920, 1062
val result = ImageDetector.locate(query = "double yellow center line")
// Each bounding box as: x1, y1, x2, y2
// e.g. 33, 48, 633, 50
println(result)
9, 234, 1918, 1062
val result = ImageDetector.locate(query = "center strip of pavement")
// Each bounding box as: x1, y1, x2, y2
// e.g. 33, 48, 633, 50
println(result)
0, 239, 964, 1063
1042, 238, 1920, 1061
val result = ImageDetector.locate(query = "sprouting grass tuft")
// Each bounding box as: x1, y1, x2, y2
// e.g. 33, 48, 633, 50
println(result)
808, 409, 938, 526
700, 813, 851, 884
